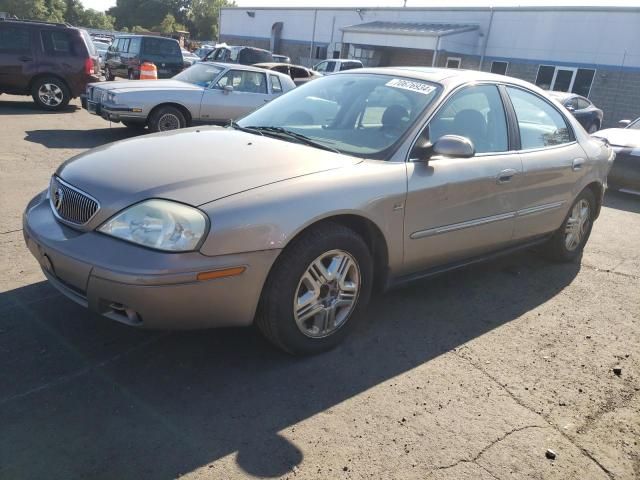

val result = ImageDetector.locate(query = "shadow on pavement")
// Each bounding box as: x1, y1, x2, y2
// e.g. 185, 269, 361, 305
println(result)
604, 190, 640, 214
24, 127, 143, 149
0, 99, 80, 114
0, 251, 580, 479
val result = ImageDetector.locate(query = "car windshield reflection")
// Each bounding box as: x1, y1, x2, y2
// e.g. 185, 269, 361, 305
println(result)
239, 74, 441, 159
174, 63, 224, 88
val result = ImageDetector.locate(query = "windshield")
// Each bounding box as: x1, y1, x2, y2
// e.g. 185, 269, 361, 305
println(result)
627, 118, 640, 130
238, 74, 440, 158
173, 63, 223, 87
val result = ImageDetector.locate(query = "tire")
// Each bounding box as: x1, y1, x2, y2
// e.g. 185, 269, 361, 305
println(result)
148, 105, 186, 132
122, 120, 146, 131
31, 77, 70, 111
128, 70, 136, 80
543, 188, 596, 262
256, 222, 373, 355
105, 66, 115, 81
587, 122, 599, 134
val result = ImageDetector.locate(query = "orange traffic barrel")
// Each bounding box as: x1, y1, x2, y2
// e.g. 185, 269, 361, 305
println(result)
139, 62, 157, 80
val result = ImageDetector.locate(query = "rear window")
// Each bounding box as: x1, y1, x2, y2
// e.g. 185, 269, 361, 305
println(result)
340, 62, 362, 71
79, 29, 96, 56
237, 48, 273, 65
41, 30, 76, 56
142, 37, 181, 57
0, 25, 31, 53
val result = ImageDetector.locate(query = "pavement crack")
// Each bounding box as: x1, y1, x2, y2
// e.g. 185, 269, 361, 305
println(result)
0, 228, 22, 235
454, 351, 616, 480
581, 262, 640, 280
435, 425, 546, 472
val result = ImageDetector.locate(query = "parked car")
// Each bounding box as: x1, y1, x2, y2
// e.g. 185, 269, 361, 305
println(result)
182, 49, 200, 67
272, 54, 291, 64
0, 19, 100, 110
93, 41, 108, 70
103, 34, 183, 81
593, 117, 640, 195
24, 68, 613, 354
83, 62, 295, 131
203, 45, 274, 65
547, 91, 603, 133
255, 62, 322, 86
194, 44, 216, 59
313, 59, 363, 75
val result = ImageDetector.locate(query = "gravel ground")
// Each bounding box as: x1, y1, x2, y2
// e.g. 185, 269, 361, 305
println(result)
0, 94, 638, 480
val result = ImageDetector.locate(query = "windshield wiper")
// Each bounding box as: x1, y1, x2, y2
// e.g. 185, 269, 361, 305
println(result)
227, 120, 263, 136
246, 126, 341, 154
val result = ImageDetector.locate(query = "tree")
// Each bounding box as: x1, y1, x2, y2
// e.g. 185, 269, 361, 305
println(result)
0, 0, 64, 22
79, 9, 115, 30
189, 0, 234, 40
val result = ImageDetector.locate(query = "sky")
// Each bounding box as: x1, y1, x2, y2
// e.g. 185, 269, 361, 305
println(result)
80, 0, 638, 12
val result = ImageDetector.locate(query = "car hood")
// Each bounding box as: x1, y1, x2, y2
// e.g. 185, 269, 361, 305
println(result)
92, 79, 202, 93
593, 128, 640, 148
56, 127, 359, 224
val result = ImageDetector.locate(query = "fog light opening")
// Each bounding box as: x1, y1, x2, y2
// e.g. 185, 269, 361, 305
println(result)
109, 302, 143, 326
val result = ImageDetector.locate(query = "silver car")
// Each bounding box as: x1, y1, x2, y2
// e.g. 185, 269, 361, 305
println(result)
84, 62, 295, 132
24, 68, 613, 355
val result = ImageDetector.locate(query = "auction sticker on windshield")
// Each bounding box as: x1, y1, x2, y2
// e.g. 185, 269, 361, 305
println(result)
386, 78, 436, 95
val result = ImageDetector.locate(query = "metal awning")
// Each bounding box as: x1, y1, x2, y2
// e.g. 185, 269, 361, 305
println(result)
341, 21, 479, 51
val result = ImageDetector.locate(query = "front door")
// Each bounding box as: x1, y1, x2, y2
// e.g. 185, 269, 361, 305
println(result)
403, 84, 522, 273
200, 69, 271, 123
505, 86, 588, 240
0, 24, 36, 92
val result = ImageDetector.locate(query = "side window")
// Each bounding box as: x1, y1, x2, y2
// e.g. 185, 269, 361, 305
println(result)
120, 38, 130, 53
0, 26, 31, 53
576, 98, 590, 110
427, 85, 508, 154
217, 70, 267, 94
111, 39, 121, 52
129, 37, 141, 54
565, 98, 579, 110
270, 75, 283, 93
41, 31, 74, 56
506, 87, 573, 149
325, 61, 336, 72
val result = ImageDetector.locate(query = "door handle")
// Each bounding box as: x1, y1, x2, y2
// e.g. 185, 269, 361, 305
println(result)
572, 158, 585, 171
496, 169, 518, 184
19, 56, 33, 62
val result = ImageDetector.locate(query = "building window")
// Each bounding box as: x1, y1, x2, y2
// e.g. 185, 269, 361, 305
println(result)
348, 45, 375, 66
535, 65, 596, 97
446, 57, 461, 69
490, 61, 508, 75
314, 45, 327, 59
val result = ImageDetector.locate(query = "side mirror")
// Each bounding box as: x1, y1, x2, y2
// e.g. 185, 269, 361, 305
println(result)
223, 85, 234, 94
433, 135, 475, 158
618, 119, 631, 128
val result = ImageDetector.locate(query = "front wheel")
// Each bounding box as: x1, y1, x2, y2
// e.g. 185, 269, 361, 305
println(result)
543, 189, 595, 262
105, 66, 115, 81
256, 223, 373, 355
148, 106, 186, 132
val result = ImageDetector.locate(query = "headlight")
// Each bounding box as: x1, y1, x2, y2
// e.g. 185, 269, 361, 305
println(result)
107, 92, 117, 103
98, 199, 208, 252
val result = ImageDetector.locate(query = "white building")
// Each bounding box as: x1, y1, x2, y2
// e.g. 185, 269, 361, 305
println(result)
220, 6, 640, 127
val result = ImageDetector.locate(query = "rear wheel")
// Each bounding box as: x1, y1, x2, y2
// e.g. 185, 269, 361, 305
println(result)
256, 222, 373, 355
543, 189, 595, 262
148, 105, 186, 132
31, 77, 70, 111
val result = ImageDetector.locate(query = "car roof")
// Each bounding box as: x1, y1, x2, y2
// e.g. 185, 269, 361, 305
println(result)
224, 45, 272, 53
547, 91, 578, 100
0, 18, 80, 31
115, 34, 177, 41
254, 62, 307, 69
200, 61, 288, 75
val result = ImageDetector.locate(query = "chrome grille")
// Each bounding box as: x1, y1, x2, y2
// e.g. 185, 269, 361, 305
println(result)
49, 176, 99, 225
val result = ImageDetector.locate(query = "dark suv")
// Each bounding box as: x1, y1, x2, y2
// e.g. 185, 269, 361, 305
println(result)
104, 35, 183, 80
0, 19, 100, 110
204, 45, 274, 65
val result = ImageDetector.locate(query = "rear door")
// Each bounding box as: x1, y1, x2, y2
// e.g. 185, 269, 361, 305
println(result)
505, 86, 587, 240
404, 84, 522, 272
141, 37, 183, 78
0, 23, 36, 93
38, 29, 84, 85
116, 37, 130, 77
200, 69, 270, 122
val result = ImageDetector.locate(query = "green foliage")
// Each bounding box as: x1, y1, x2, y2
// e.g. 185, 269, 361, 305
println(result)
0, 0, 233, 38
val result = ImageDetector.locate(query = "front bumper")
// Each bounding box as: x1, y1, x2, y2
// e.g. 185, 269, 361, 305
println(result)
23, 191, 280, 329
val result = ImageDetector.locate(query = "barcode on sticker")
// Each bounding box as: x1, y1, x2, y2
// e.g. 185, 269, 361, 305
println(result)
386, 78, 436, 95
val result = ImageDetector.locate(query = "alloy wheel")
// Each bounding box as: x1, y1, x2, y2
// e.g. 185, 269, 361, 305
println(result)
293, 249, 361, 338
38, 83, 64, 107
564, 199, 591, 251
